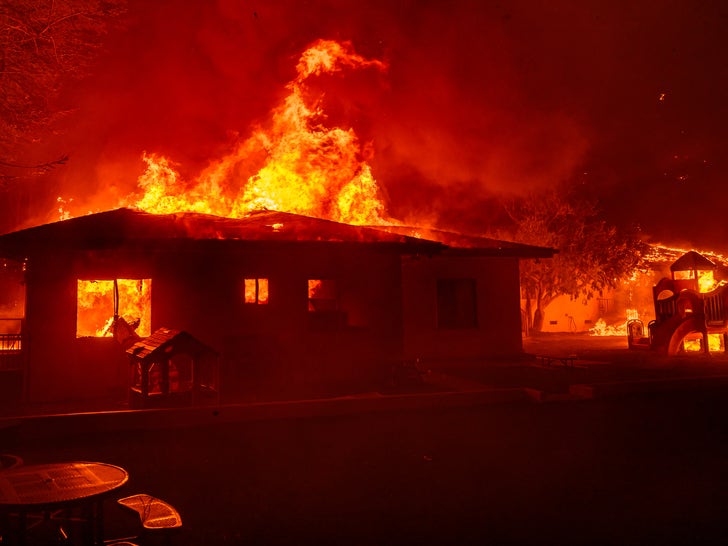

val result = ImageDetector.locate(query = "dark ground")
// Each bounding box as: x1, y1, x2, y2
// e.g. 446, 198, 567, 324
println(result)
4, 333, 728, 545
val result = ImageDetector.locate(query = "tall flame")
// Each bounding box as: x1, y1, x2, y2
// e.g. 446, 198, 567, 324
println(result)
123, 39, 389, 225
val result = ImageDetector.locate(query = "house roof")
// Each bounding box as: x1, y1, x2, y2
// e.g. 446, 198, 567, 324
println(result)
375, 225, 556, 259
0, 208, 554, 259
0, 208, 443, 256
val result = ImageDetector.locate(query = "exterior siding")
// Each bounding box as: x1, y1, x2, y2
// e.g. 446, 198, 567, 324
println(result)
23, 243, 405, 403
402, 254, 524, 364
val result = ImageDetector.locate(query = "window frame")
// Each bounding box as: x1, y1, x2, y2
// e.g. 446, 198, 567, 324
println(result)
436, 277, 478, 330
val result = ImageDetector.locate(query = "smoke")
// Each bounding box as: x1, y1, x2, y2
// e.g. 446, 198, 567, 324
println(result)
28, 0, 728, 239
11, 0, 595, 231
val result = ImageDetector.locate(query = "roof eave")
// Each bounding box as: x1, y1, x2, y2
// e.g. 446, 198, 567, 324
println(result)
440, 247, 557, 259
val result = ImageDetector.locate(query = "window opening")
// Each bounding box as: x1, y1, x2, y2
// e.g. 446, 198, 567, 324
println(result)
244, 278, 269, 304
308, 279, 338, 312
674, 270, 695, 280
437, 278, 477, 329
77, 278, 152, 338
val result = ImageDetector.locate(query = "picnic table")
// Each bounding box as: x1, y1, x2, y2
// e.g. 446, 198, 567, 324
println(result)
0, 461, 128, 545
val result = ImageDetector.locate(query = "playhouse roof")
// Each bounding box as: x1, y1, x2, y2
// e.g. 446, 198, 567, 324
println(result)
670, 250, 716, 272
126, 327, 216, 362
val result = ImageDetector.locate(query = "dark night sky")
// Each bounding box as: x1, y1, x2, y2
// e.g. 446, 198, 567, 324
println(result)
12, 0, 728, 251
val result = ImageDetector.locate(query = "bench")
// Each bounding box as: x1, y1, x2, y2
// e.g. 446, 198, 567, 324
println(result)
537, 354, 578, 368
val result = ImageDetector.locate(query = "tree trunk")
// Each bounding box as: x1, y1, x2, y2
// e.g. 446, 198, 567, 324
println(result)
523, 294, 533, 336
532, 285, 545, 333
532, 307, 544, 333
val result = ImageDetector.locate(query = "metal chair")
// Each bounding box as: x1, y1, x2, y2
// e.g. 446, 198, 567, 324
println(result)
106, 494, 182, 545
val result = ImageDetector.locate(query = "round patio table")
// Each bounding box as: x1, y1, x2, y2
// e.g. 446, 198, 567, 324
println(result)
0, 461, 129, 545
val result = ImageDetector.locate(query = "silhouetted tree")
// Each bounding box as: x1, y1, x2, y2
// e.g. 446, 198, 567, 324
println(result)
504, 186, 644, 333
0, 0, 125, 182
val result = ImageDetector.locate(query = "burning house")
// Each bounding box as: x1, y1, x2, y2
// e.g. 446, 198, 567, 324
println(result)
0, 207, 552, 408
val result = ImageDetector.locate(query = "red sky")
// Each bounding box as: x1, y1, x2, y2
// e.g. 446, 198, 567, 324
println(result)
9, 0, 728, 250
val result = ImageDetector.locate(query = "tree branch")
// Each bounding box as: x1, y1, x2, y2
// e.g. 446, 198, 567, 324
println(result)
0, 154, 68, 171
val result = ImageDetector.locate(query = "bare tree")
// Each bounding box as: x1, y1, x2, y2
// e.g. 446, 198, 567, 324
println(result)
0, 0, 126, 181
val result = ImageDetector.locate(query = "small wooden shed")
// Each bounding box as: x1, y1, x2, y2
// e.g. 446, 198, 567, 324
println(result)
126, 327, 219, 408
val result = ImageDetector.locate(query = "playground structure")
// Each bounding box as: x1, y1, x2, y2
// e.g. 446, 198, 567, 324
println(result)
628, 251, 728, 355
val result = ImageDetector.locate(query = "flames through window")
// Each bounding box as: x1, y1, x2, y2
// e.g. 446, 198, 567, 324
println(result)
76, 279, 152, 338
308, 279, 338, 312
244, 278, 269, 304
307, 278, 347, 330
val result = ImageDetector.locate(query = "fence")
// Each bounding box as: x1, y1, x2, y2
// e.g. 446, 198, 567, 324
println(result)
0, 331, 24, 371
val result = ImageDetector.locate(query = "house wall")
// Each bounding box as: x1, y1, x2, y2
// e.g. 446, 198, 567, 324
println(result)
24, 249, 150, 404
401, 254, 523, 365
536, 296, 602, 333
153, 243, 405, 400
23, 242, 405, 403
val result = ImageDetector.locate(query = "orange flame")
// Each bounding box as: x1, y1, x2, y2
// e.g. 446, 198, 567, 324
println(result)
244, 278, 269, 304
683, 333, 724, 353
589, 309, 639, 336
76, 279, 152, 338
123, 39, 389, 225
698, 270, 717, 293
